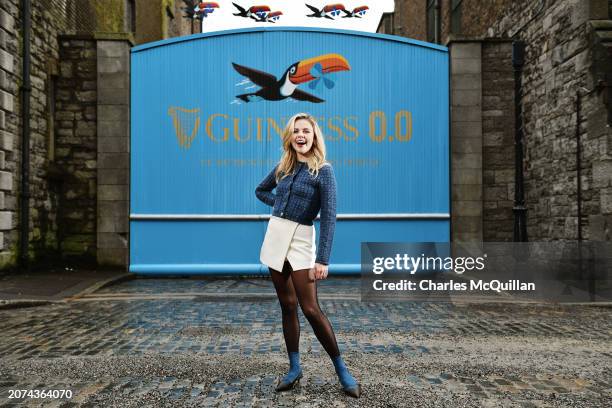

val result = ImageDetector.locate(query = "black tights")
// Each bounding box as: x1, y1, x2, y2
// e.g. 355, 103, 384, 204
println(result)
270, 260, 340, 358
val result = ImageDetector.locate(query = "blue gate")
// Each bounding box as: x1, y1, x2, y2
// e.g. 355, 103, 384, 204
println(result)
129, 27, 449, 275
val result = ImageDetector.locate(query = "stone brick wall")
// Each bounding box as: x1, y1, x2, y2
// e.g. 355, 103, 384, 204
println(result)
587, 17, 612, 240
97, 40, 130, 267
486, 0, 612, 241
55, 37, 98, 262
0, 2, 19, 268
0, 0, 78, 268
481, 40, 515, 241
169, 0, 195, 37
379, 0, 425, 39
450, 41, 483, 242
379, 0, 512, 43
453, 0, 512, 39
388, 0, 612, 242
0, 0, 133, 271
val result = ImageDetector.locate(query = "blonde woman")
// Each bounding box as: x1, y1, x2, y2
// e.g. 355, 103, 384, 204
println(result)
255, 113, 361, 398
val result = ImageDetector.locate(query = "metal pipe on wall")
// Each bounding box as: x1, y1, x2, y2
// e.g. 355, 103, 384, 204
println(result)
434, 0, 441, 44
575, 90, 582, 241
512, 40, 528, 242
19, 0, 32, 271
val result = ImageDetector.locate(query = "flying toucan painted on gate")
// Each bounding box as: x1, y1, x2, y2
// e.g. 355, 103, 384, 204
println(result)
342, 5, 369, 18
305, 3, 346, 19
232, 54, 351, 103
181, 1, 219, 20
232, 3, 271, 20
251, 10, 283, 23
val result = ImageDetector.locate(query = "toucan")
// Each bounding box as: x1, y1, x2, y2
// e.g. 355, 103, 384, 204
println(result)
251, 10, 283, 23
343, 5, 368, 18
233, 3, 271, 20
232, 54, 350, 103
181, 1, 219, 20
306, 3, 346, 20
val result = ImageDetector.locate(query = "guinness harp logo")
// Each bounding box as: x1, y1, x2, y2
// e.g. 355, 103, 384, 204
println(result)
168, 106, 201, 149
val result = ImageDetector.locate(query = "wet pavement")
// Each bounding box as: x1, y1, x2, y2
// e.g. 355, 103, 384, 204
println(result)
0, 277, 610, 407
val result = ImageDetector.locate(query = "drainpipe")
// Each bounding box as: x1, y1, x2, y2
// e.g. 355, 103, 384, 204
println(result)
509, 2, 546, 243
19, 0, 32, 271
512, 41, 528, 242
434, 0, 441, 44
574, 84, 601, 241
575, 90, 582, 241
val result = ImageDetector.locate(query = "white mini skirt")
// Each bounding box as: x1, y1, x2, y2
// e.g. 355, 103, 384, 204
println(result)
260, 215, 316, 273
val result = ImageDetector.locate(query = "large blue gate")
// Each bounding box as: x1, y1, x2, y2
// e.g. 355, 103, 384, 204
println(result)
129, 27, 449, 275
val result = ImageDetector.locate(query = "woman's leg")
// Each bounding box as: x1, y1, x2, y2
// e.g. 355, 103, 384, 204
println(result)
270, 260, 303, 390
289, 267, 339, 358
290, 267, 360, 397
269, 260, 300, 352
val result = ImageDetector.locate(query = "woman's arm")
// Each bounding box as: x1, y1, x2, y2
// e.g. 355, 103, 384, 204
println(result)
255, 165, 278, 207
315, 164, 337, 265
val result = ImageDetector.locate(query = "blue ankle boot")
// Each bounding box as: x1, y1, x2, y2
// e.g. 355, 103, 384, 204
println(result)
276, 351, 303, 392
332, 355, 361, 398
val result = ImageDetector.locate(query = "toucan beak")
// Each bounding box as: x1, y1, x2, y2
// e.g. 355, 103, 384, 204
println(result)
289, 53, 351, 84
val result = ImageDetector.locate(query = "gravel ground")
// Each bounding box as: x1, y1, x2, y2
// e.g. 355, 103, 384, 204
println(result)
1, 331, 610, 407
0, 281, 610, 407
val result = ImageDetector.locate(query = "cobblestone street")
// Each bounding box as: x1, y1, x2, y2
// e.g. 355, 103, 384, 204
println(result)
0, 278, 610, 407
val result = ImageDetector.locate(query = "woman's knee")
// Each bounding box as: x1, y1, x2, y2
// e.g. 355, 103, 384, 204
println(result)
279, 296, 298, 314
300, 304, 321, 321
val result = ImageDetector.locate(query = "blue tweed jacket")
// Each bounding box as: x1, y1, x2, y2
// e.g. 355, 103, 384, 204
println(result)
255, 161, 337, 265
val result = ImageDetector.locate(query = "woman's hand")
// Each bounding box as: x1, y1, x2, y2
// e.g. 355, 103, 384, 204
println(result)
310, 263, 328, 281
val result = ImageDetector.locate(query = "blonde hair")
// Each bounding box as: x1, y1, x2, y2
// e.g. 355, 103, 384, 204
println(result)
275, 113, 328, 181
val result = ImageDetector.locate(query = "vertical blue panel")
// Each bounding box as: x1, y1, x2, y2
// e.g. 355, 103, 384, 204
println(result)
130, 28, 449, 275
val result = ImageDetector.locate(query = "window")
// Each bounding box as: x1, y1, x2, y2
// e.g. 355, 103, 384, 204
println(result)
451, 0, 463, 34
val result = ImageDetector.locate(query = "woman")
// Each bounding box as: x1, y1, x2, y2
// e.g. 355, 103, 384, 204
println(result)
255, 113, 361, 398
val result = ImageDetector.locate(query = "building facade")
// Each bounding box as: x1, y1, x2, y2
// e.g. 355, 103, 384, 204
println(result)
380, 0, 612, 242
2, 1, 610, 273
0, 0, 191, 272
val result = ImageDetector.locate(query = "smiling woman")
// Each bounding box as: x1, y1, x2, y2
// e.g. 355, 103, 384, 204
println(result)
255, 113, 362, 398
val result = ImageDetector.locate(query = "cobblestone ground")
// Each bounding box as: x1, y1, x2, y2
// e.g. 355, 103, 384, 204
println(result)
0, 278, 610, 407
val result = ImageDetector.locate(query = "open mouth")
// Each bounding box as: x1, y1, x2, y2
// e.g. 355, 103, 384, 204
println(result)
295, 139, 307, 146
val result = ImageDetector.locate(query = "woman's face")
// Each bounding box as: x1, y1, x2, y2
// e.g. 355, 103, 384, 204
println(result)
291, 118, 315, 158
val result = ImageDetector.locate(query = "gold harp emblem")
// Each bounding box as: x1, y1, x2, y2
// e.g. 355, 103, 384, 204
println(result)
168, 106, 201, 149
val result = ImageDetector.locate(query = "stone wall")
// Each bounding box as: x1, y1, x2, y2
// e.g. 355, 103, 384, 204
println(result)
135, 0, 192, 45
481, 40, 515, 241
55, 37, 98, 262
486, 0, 611, 240
380, 0, 425, 39
0, 0, 134, 271
587, 17, 612, 240
97, 40, 130, 267
379, 0, 512, 43
386, 0, 612, 242
0, 0, 78, 268
449, 41, 483, 242
0, 2, 19, 268
453, 0, 512, 39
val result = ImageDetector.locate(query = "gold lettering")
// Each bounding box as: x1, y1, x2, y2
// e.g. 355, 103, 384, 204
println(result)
395, 110, 412, 142
233, 117, 251, 142
343, 116, 358, 141
206, 114, 229, 142
326, 116, 343, 141
256, 118, 263, 142
369, 111, 386, 142
267, 118, 283, 141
